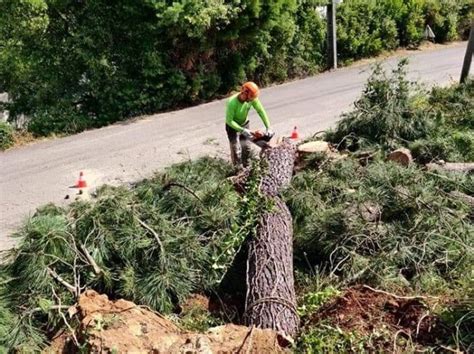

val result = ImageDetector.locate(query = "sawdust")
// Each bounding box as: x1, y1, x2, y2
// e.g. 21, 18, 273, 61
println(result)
48, 290, 290, 353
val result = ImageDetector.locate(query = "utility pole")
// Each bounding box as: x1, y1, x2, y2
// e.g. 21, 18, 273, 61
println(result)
327, 0, 338, 70
460, 20, 474, 84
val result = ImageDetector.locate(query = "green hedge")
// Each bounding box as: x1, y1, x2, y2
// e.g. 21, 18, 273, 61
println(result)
0, 121, 14, 150
0, 0, 472, 136
337, 0, 473, 61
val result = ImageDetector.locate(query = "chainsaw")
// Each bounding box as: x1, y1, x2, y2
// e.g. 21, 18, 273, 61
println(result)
250, 130, 275, 148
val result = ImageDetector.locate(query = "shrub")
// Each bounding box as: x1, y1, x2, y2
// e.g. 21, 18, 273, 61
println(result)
325, 60, 432, 151
0, 121, 14, 150
424, 0, 459, 42
336, 0, 401, 60
2, 0, 471, 136
326, 61, 473, 163
1, 0, 318, 135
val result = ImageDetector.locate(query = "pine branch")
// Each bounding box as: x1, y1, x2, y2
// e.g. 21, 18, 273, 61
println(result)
163, 182, 203, 203
135, 217, 166, 256
46, 267, 76, 295
52, 286, 80, 347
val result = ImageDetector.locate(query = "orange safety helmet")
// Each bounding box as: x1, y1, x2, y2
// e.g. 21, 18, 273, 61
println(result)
241, 81, 260, 99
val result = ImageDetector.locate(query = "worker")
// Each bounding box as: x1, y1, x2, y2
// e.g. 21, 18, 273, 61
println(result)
225, 81, 272, 167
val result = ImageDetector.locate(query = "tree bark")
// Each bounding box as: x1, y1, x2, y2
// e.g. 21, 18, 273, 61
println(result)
217, 140, 299, 338
243, 140, 299, 338
460, 20, 474, 84
244, 197, 299, 338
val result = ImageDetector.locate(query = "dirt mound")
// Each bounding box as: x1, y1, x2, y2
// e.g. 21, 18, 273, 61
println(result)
49, 290, 289, 353
309, 286, 448, 347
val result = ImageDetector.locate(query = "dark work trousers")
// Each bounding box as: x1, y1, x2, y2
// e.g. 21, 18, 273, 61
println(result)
226, 122, 251, 167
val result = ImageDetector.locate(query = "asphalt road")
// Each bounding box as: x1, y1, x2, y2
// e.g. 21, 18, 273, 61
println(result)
0, 42, 470, 250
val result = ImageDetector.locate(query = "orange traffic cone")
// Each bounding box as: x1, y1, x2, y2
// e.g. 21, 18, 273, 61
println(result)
75, 172, 87, 188
291, 126, 299, 139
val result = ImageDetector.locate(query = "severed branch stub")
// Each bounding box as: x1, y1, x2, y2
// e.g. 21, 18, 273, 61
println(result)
79, 243, 103, 275
243, 139, 299, 339
47, 267, 77, 296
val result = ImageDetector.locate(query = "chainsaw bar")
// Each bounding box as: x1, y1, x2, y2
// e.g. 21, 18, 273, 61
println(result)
251, 131, 275, 148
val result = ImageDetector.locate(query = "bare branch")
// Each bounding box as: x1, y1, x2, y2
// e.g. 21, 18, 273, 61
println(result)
163, 182, 203, 203
26, 305, 71, 315
52, 286, 80, 347
363, 285, 438, 300
47, 267, 76, 295
78, 243, 103, 275
135, 217, 166, 256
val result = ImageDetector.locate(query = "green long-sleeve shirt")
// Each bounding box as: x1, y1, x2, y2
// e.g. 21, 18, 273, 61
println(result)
225, 94, 270, 132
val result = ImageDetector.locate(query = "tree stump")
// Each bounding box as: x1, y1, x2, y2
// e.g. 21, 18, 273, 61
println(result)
243, 140, 299, 338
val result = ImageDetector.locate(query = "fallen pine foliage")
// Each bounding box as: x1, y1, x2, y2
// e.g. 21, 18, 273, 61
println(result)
0, 157, 241, 350
293, 63, 473, 352
325, 60, 474, 164
1, 68, 472, 352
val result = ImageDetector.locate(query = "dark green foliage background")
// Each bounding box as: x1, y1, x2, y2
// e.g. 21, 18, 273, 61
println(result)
0, 0, 472, 136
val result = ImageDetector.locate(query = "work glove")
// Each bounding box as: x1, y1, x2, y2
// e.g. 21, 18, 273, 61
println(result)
241, 128, 253, 138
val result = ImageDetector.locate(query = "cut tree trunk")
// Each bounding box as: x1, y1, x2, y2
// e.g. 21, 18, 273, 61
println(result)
218, 140, 299, 338
244, 197, 299, 338
243, 140, 299, 338
295, 140, 344, 171
426, 162, 474, 173
388, 148, 413, 166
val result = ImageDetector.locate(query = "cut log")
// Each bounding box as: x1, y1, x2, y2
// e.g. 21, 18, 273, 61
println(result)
387, 148, 413, 166
244, 197, 299, 338
219, 140, 299, 338
295, 140, 344, 171
243, 140, 299, 338
297, 141, 331, 154
449, 191, 474, 208
426, 162, 474, 173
